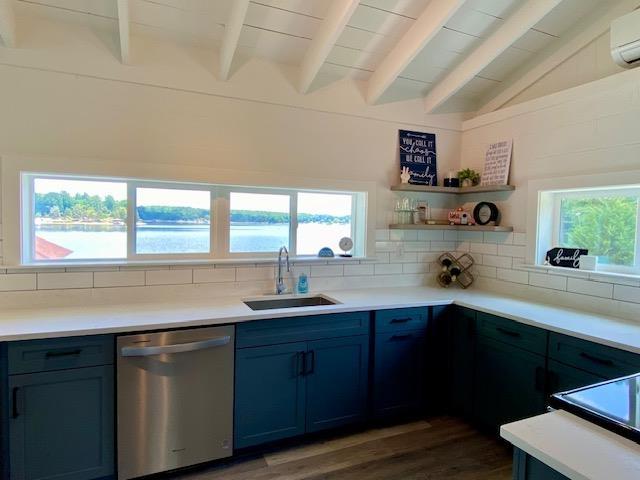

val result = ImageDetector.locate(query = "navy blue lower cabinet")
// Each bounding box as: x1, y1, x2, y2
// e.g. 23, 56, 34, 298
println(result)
373, 330, 425, 419
305, 335, 369, 433
448, 307, 477, 419
234, 342, 307, 448
8, 366, 114, 480
546, 359, 605, 397
473, 337, 546, 433
513, 448, 569, 480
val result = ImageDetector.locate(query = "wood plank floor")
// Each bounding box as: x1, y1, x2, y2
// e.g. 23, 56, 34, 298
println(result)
175, 417, 513, 480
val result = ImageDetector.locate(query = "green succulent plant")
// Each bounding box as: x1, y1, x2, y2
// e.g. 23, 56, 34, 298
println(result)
458, 168, 481, 186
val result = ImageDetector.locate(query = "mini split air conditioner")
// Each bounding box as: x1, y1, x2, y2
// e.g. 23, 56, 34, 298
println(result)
611, 9, 640, 68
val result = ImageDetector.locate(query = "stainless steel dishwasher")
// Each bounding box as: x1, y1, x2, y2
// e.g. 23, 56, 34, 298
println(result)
116, 325, 234, 480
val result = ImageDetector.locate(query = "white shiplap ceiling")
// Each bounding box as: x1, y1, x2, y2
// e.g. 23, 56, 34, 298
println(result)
0, 0, 617, 112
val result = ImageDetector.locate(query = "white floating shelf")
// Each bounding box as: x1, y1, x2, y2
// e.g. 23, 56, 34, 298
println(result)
389, 224, 513, 232
391, 184, 515, 194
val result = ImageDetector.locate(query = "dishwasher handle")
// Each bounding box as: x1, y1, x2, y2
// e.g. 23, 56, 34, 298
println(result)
120, 335, 231, 357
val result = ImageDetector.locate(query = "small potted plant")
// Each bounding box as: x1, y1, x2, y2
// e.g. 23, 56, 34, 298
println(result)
458, 168, 480, 187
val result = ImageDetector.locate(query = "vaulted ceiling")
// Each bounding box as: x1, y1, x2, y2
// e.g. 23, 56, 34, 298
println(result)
0, 0, 632, 114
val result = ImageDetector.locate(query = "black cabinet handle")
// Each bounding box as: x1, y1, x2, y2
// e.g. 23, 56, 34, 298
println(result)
12, 387, 20, 419
390, 317, 412, 324
580, 352, 614, 367
305, 350, 315, 375
390, 333, 413, 341
496, 327, 521, 338
45, 349, 82, 358
297, 351, 306, 376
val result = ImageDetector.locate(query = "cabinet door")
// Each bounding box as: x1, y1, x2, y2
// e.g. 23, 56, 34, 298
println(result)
373, 331, 425, 419
449, 307, 476, 418
9, 366, 114, 480
513, 448, 569, 480
305, 336, 369, 433
547, 359, 605, 396
234, 342, 306, 448
474, 337, 546, 433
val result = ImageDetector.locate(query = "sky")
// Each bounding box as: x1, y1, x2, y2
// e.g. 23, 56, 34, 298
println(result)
35, 179, 352, 215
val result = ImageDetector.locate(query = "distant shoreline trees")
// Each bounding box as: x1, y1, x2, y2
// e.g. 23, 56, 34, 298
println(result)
35, 192, 349, 225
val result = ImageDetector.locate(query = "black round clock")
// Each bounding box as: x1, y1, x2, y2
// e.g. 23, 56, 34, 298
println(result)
473, 202, 499, 225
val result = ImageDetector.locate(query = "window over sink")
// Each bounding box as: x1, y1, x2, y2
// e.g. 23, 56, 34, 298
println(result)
21, 173, 367, 264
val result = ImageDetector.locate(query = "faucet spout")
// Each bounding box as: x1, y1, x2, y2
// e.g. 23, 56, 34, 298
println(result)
276, 246, 290, 295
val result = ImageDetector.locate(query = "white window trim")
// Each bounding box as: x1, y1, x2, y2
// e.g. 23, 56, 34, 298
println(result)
20, 172, 367, 265
527, 170, 640, 280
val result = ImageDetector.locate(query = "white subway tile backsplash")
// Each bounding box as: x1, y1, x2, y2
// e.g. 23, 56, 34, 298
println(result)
37, 272, 93, 290
403, 242, 430, 252
310, 265, 344, 277
390, 251, 418, 263
458, 231, 484, 242
193, 268, 236, 284
474, 265, 497, 278
497, 268, 529, 284
417, 230, 444, 241
236, 266, 275, 282
416, 252, 440, 264
481, 254, 512, 269
94, 271, 145, 288
145, 269, 193, 286
529, 272, 567, 291
430, 241, 456, 252
375, 263, 403, 275
344, 264, 374, 276
497, 244, 527, 258
470, 243, 498, 255
375, 229, 390, 241
512, 233, 527, 246
613, 284, 640, 304
403, 263, 429, 274
567, 278, 613, 298
390, 230, 417, 241
443, 231, 458, 242
483, 232, 512, 244
0, 274, 36, 291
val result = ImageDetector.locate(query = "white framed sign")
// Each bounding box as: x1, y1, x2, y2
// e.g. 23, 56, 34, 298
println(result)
481, 139, 512, 186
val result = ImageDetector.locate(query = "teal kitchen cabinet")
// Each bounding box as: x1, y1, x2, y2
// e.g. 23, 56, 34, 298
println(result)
8, 366, 114, 480
305, 335, 369, 432
448, 307, 477, 419
474, 336, 546, 433
546, 359, 605, 396
234, 342, 307, 449
234, 313, 371, 449
372, 329, 426, 419
513, 448, 568, 480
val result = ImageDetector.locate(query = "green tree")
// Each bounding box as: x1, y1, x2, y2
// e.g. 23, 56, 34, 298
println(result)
560, 197, 637, 266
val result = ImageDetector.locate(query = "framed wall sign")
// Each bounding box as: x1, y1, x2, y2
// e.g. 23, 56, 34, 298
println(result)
545, 247, 588, 268
399, 130, 437, 185
481, 139, 512, 186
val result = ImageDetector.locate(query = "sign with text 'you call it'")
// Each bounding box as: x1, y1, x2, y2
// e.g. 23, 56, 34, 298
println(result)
399, 130, 437, 185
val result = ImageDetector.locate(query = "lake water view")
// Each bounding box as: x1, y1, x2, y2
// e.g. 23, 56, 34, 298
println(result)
35, 223, 351, 259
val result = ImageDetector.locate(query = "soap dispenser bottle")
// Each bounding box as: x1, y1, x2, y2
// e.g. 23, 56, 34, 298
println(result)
297, 273, 309, 294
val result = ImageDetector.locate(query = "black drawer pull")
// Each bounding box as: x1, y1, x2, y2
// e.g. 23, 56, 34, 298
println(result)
305, 350, 315, 375
496, 327, 521, 338
45, 349, 82, 359
391, 333, 413, 341
297, 351, 306, 377
12, 387, 20, 419
580, 352, 615, 367
390, 317, 412, 324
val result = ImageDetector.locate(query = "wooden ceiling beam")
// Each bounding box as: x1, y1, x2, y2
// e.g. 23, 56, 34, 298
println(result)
219, 0, 250, 81
366, 0, 467, 105
298, 0, 360, 94
477, 0, 640, 115
424, 0, 562, 113
116, 0, 131, 64
0, 0, 17, 48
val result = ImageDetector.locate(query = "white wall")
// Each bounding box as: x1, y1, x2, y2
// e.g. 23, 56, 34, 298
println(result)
459, 67, 640, 320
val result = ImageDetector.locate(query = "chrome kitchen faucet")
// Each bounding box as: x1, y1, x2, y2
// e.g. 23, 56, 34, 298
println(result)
276, 246, 290, 294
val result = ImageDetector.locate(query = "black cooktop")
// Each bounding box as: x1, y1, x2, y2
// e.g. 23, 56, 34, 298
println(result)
550, 373, 640, 444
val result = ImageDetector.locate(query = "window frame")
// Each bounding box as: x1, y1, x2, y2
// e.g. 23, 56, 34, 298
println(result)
539, 186, 640, 275
21, 172, 365, 265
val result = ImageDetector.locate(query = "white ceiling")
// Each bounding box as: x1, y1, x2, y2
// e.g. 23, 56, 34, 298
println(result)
7, 0, 611, 112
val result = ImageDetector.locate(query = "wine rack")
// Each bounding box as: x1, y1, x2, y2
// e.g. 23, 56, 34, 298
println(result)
436, 252, 475, 289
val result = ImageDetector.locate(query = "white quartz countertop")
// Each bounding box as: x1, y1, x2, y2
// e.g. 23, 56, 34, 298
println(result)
0, 287, 639, 357
501, 410, 640, 480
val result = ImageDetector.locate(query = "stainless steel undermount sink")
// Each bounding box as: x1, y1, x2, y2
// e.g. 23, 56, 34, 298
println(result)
243, 294, 338, 311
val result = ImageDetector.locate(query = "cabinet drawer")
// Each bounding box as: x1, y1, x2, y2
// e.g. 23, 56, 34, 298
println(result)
8, 335, 114, 375
477, 313, 547, 356
236, 312, 370, 348
374, 308, 428, 333
548, 333, 640, 379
